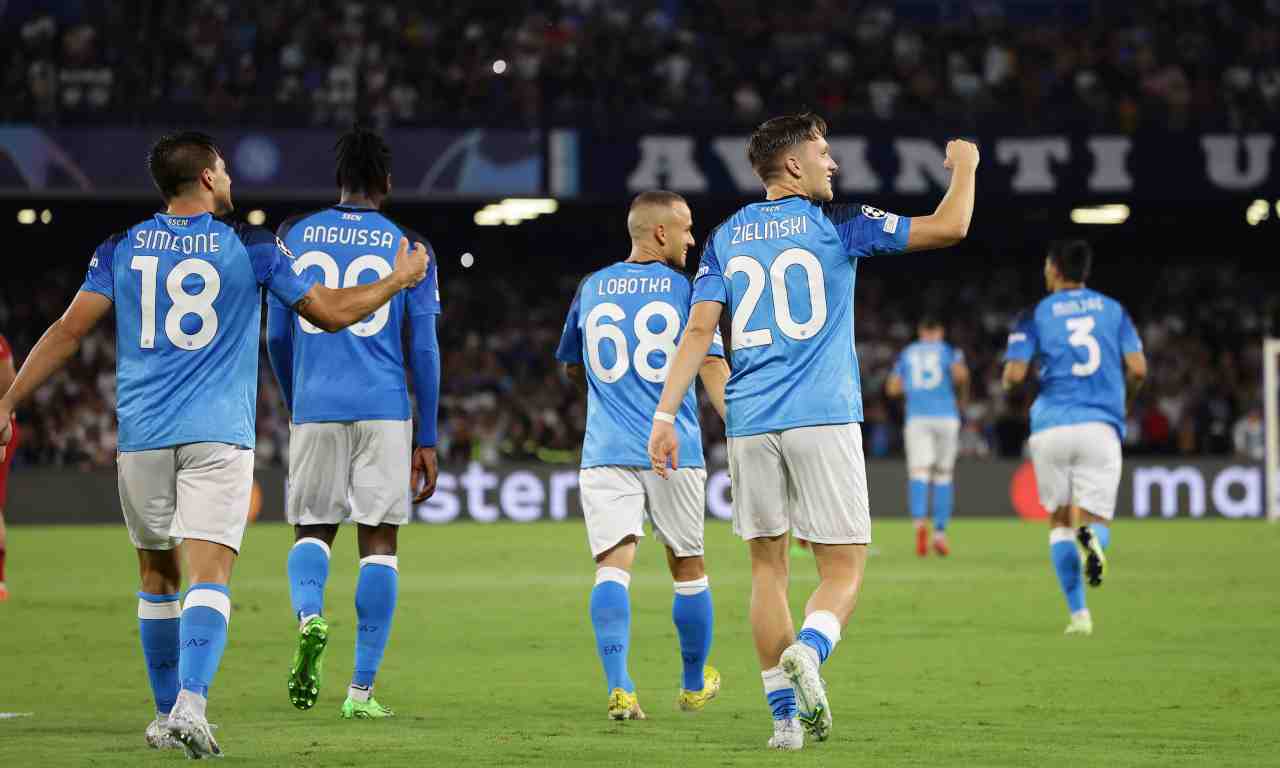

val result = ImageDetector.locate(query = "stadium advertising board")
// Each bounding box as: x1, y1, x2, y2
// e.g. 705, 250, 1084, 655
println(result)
0, 125, 542, 199
6, 459, 1268, 525
551, 129, 1278, 202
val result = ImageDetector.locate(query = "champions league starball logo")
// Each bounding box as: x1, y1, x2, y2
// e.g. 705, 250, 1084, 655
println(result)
861, 205, 887, 219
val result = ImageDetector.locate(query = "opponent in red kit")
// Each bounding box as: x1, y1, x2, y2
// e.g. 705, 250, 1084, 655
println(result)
0, 333, 17, 601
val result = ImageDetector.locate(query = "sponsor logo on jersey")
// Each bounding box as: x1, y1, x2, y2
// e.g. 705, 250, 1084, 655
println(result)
89, 255, 99, 268
696, 264, 709, 278
861, 205, 886, 219
276, 237, 295, 259
341, 212, 363, 221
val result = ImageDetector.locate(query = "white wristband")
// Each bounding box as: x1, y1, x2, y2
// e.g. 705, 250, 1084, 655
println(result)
653, 411, 676, 424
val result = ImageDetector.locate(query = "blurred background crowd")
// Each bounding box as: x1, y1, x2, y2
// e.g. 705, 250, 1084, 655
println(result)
4, 0, 1280, 131
2, 260, 1271, 469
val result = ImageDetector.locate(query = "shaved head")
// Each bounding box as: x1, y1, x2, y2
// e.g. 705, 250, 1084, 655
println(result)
626, 190, 695, 268
627, 190, 687, 238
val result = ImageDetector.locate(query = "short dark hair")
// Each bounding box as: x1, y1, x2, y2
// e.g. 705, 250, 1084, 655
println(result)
629, 190, 687, 212
918, 313, 943, 330
1048, 239, 1093, 282
147, 131, 223, 201
335, 124, 391, 196
748, 112, 828, 182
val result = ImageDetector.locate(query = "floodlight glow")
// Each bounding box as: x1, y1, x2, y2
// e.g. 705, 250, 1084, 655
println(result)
1070, 204, 1130, 225
16, 209, 36, 225
474, 198, 559, 227
247, 209, 267, 226
1246, 199, 1269, 227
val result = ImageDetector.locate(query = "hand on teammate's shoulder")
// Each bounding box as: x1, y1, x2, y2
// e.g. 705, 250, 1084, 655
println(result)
393, 237, 429, 288
944, 139, 980, 171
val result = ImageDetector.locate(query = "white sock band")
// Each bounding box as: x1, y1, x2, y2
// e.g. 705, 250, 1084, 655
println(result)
293, 537, 332, 558
909, 468, 932, 482
360, 554, 398, 572
933, 473, 953, 485
761, 666, 790, 693
674, 576, 709, 595
802, 609, 842, 646
595, 566, 631, 589
137, 599, 181, 620
184, 588, 231, 623
1049, 527, 1075, 545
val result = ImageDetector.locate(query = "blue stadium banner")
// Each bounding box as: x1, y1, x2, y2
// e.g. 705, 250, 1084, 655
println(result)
550, 129, 1279, 202
0, 125, 542, 199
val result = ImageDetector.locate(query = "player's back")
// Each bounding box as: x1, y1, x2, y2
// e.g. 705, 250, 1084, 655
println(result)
274, 205, 440, 424
696, 196, 910, 437
896, 340, 962, 419
1019, 287, 1141, 436
558, 261, 720, 469
83, 213, 276, 451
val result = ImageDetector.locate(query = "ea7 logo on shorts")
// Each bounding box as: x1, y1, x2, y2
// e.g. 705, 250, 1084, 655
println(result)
184, 638, 210, 648
89, 255, 99, 268
861, 205, 887, 219
276, 237, 295, 259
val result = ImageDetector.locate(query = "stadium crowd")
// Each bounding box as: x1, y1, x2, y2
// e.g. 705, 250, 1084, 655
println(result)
2, 260, 1272, 469
4, 0, 1279, 130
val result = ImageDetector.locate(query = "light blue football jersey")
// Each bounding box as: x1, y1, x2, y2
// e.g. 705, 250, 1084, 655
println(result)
271, 205, 441, 424
1005, 287, 1142, 438
691, 197, 911, 437
80, 213, 310, 451
893, 340, 965, 420
556, 261, 724, 469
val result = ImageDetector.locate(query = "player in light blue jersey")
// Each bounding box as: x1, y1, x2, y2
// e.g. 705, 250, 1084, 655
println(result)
266, 126, 441, 719
649, 113, 978, 750
0, 132, 427, 757
556, 191, 730, 721
1003, 240, 1146, 637
886, 316, 970, 556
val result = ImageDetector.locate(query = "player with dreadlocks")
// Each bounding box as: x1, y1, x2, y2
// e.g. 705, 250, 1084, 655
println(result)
267, 125, 442, 719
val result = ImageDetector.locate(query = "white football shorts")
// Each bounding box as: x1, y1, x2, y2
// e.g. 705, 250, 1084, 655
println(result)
578, 466, 707, 558
287, 419, 412, 527
903, 417, 961, 473
117, 442, 255, 552
1028, 421, 1122, 520
727, 422, 871, 544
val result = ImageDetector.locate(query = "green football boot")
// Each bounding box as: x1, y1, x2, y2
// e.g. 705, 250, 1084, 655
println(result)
341, 695, 395, 719
288, 615, 329, 710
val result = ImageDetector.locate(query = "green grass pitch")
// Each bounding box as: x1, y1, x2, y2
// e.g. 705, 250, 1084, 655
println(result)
1, 519, 1277, 766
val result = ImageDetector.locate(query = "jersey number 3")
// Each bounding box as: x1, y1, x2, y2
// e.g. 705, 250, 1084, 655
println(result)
1065, 316, 1101, 376
131, 256, 220, 351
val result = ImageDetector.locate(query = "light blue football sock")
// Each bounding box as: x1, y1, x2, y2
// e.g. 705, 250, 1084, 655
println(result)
288, 537, 330, 621
932, 481, 954, 532
763, 667, 797, 721
908, 478, 929, 521
352, 555, 399, 688
1050, 529, 1086, 613
672, 577, 713, 692
1089, 523, 1111, 551
179, 583, 230, 697
590, 568, 634, 693
137, 592, 181, 714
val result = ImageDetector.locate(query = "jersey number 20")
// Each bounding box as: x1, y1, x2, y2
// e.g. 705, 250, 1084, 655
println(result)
725, 248, 827, 350
585, 301, 679, 383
